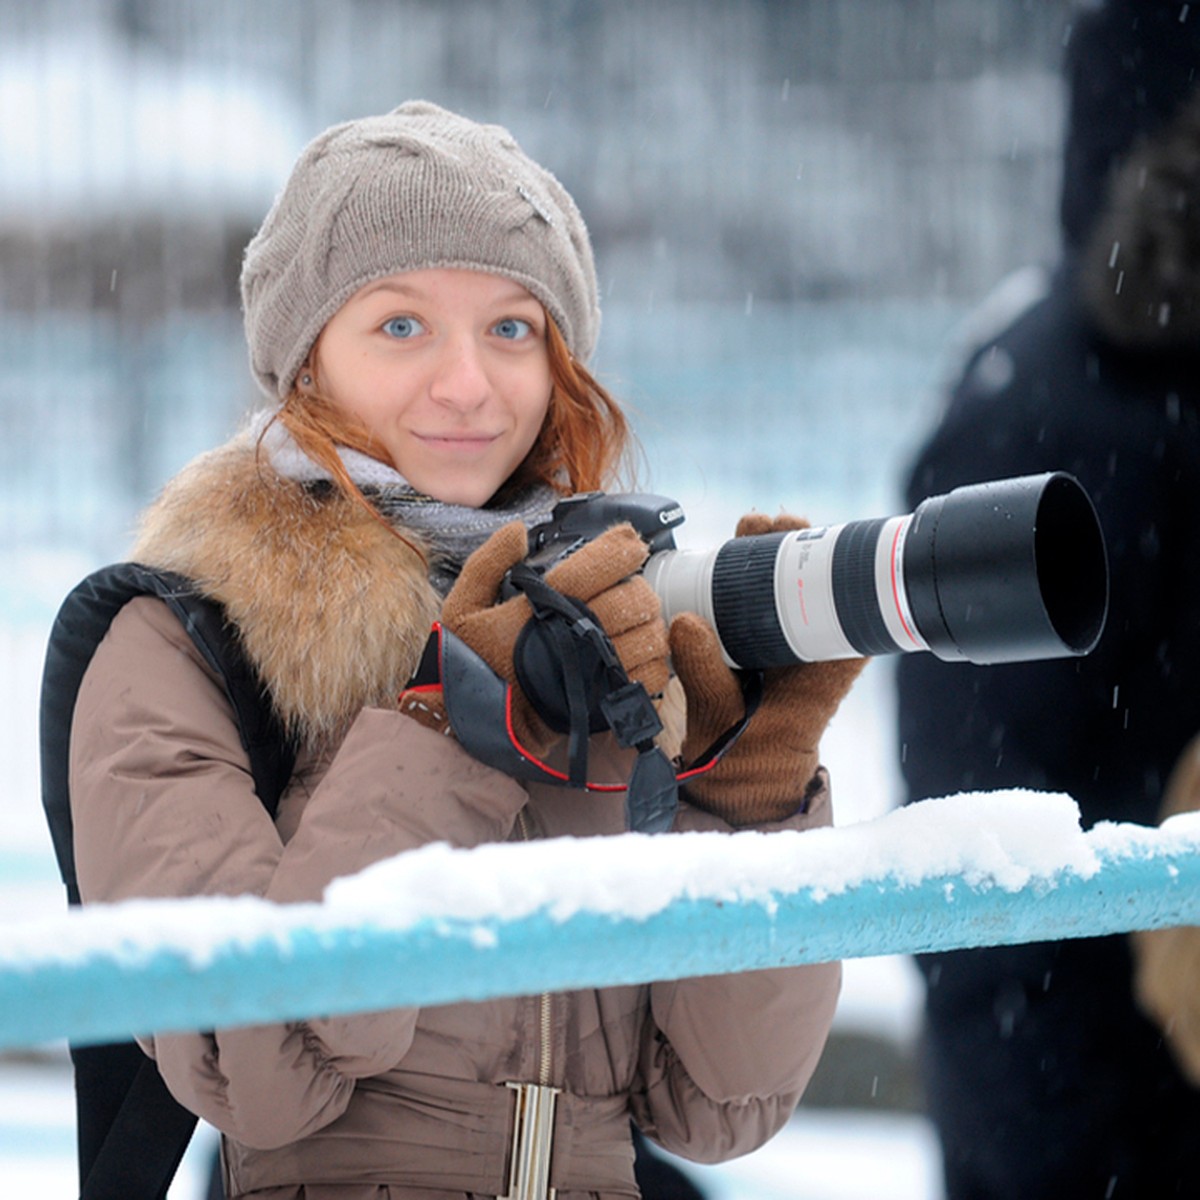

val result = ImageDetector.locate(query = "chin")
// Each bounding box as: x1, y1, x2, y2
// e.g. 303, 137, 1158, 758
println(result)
418, 480, 500, 508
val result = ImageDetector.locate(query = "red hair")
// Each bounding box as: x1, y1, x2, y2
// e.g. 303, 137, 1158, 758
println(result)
519, 316, 634, 494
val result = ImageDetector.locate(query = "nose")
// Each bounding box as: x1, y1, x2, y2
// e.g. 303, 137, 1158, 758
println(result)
429, 334, 492, 412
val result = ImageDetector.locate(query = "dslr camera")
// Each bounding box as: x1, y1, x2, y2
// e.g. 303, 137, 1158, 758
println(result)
520, 473, 1108, 669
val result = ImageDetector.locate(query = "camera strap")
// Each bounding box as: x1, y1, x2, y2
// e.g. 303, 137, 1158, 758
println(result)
405, 621, 676, 833
508, 562, 679, 834
675, 667, 765, 787
404, 574, 766, 834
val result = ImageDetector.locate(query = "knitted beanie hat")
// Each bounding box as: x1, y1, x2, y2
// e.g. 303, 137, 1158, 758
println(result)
241, 100, 601, 400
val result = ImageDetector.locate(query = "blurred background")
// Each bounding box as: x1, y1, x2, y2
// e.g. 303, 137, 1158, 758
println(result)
1, 1, 1081, 1196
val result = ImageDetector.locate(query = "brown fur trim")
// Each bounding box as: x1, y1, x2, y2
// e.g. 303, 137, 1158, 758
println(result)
131, 433, 439, 742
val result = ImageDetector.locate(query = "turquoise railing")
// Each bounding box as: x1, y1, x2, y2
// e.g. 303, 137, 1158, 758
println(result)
2, 791, 1198, 1049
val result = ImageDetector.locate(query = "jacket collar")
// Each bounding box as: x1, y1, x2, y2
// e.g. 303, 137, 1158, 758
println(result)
130, 431, 440, 742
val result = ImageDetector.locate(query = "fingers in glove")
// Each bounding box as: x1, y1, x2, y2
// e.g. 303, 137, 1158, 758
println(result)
735, 510, 811, 538
668, 613, 745, 737
544, 523, 649, 602
441, 521, 530, 627
772, 657, 868, 710
452, 601, 533, 684
581, 576, 668, 694
609, 622, 671, 695
769, 656, 867, 724
585, 577, 661, 637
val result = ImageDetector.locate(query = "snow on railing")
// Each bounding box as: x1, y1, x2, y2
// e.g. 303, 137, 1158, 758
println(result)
2, 790, 1199, 1050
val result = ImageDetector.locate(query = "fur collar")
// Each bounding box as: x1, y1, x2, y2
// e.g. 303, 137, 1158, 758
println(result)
131, 432, 440, 743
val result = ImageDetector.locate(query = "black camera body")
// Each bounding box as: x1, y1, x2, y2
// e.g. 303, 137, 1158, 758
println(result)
523, 492, 686, 570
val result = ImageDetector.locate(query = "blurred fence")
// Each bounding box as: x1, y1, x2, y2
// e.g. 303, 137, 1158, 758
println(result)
1, 0, 1074, 565
2, 796, 1198, 1050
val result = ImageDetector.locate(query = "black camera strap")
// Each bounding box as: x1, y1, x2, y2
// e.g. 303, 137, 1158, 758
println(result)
406, 621, 676, 833
509, 569, 603, 787
507, 563, 678, 833
675, 667, 765, 787
407, 577, 766, 834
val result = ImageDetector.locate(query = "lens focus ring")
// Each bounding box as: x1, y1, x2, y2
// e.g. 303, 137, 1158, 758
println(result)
709, 533, 799, 669
831, 519, 901, 657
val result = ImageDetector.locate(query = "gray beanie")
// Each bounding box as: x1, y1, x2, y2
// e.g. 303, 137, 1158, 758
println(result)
241, 100, 601, 400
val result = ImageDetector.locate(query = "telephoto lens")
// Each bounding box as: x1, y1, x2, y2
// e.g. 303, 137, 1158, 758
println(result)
642, 473, 1108, 669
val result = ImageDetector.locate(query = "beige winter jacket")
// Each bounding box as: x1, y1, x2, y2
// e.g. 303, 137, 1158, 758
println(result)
68, 434, 842, 1199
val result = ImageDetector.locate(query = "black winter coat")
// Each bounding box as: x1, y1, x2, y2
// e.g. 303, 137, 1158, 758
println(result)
896, 265, 1200, 1198
899, 269, 1200, 828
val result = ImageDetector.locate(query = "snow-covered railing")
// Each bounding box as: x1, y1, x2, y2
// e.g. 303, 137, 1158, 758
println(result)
2, 791, 1199, 1051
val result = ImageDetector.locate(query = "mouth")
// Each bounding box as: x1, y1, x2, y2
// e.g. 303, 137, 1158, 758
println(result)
416, 432, 499, 450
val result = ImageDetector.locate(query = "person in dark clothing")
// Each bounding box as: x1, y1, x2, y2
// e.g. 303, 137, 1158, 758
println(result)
896, 3, 1200, 1197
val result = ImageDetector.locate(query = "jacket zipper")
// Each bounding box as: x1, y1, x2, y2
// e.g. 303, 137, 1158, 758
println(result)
517, 808, 554, 1086
502, 809, 560, 1200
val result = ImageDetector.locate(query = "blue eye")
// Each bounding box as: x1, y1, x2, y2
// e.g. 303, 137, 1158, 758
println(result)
382, 316, 425, 339
492, 317, 533, 340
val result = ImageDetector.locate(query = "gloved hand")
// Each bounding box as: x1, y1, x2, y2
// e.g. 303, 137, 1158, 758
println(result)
669, 512, 867, 826
420, 520, 669, 755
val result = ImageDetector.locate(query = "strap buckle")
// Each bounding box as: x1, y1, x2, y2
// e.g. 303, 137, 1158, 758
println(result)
499, 1081, 561, 1200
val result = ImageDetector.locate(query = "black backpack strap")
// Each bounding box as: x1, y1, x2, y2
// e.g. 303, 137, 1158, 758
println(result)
74, 1042, 198, 1200
39, 562, 296, 1200
40, 562, 295, 903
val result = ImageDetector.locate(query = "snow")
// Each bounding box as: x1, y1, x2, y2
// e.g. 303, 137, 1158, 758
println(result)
0, 793, 1130, 970
6, 780, 1198, 978
328, 791, 1095, 920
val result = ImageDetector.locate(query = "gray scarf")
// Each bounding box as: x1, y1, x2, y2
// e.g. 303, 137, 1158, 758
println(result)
367, 483, 560, 596
254, 414, 560, 595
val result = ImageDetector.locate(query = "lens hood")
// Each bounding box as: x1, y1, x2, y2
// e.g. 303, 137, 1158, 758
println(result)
902, 472, 1108, 664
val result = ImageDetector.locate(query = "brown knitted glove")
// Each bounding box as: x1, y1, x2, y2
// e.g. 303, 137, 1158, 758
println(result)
433, 520, 669, 756
669, 512, 867, 826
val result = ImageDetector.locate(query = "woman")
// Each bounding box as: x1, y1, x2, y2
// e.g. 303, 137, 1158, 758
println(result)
68, 101, 862, 1199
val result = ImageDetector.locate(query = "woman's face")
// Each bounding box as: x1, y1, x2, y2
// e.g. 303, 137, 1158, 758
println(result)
314, 268, 553, 507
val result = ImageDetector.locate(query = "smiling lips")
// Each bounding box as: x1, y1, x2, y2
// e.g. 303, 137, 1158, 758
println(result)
417, 432, 499, 452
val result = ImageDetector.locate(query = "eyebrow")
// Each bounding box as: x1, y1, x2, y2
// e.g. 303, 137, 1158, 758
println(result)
356, 280, 422, 301
356, 278, 540, 306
